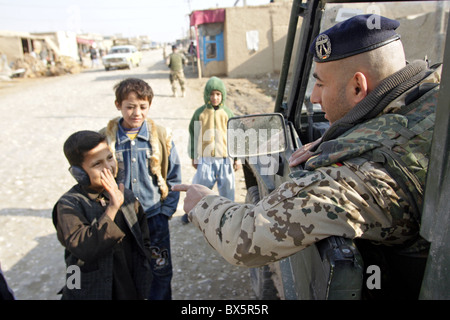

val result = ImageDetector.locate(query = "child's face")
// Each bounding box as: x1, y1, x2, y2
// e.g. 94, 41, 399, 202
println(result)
115, 92, 150, 129
210, 90, 222, 107
81, 141, 117, 192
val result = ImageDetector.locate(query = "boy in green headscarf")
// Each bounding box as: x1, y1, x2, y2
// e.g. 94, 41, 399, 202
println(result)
184, 77, 240, 223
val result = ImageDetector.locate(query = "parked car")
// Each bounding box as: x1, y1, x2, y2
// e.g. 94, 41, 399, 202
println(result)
140, 44, 151, 51
102, 45, 142, 71
228, 0, 449, 300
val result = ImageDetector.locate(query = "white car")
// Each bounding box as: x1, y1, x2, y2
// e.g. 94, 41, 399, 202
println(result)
102, 45, 142, 71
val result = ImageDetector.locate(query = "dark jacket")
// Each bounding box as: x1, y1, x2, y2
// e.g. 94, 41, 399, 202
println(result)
52, 185, 152, 300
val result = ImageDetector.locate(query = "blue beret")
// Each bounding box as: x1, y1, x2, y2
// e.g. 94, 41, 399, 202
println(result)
310, 14, 401, 62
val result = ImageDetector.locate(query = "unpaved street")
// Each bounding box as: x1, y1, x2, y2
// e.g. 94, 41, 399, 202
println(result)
0, 49, 274, 300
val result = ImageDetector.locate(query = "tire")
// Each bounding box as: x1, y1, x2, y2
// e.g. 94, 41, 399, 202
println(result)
244, 175, 280, 300
243, 166, 280, 300
250, 266, 280, 300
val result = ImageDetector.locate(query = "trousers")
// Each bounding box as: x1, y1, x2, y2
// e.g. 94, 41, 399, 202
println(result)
192, 157, 235, 201
147, 214, 172, 300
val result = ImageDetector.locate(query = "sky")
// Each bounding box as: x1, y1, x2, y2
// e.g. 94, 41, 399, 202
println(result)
0, 0, 271, 42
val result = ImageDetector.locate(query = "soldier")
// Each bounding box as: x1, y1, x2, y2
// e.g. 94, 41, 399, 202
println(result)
173, 14, 439, 294
166, 45, 187, 97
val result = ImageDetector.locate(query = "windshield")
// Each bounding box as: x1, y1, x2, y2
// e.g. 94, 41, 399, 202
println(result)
110, 47, 131, 54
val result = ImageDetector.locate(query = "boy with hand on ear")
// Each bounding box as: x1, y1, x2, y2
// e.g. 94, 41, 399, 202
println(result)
52, 130, 152, 300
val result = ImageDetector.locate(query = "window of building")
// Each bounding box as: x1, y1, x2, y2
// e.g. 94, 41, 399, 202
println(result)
199, 23, 224, 64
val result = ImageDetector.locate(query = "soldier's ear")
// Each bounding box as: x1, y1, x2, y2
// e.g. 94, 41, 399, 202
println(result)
351, 72, 368, 104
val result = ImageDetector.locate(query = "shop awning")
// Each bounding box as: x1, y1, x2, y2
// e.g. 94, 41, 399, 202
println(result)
76, 37, 94, 45
190, 9, 225, 26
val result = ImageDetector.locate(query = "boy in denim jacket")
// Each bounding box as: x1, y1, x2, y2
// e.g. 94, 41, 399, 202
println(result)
101, 78, 181, 300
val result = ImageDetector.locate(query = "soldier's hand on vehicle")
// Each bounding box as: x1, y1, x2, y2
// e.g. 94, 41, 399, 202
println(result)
289, 137, 322, 167
172, 183, 216, 213
191, 159, 198, 169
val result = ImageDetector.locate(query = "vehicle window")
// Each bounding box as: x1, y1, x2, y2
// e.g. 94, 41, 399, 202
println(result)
109, 48, 131, 54
206, 38, 217, 59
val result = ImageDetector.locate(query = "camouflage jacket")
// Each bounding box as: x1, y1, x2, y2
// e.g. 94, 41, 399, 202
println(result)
189, 63, 440, 268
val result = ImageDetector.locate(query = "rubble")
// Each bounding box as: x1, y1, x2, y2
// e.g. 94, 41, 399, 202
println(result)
48, 56, 82, 76
11, 53, 47, 78
8, 53, 83, 79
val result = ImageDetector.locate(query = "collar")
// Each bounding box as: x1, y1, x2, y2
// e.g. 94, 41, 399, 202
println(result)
117, 119, 149, 144
81, 185, 110, 205
206, 103, 223, 110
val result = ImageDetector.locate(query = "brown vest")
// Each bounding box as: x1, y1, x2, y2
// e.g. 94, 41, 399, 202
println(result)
101, 117, 172, 199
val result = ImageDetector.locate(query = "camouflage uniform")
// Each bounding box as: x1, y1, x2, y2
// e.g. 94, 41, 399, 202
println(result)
167, 50, 186, 96
187, 62, 440, 268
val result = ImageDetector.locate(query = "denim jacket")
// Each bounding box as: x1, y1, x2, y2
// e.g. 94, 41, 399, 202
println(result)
112, 118, 181, 218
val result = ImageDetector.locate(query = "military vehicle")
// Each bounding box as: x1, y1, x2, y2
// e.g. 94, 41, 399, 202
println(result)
228, 0, 449, 299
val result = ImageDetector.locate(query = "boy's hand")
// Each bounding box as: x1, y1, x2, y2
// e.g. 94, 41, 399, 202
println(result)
101, 168, 124, 217
172, 184, 215, 213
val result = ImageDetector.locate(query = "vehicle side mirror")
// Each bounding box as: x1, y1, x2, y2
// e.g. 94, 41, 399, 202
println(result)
227, 113, 287, 158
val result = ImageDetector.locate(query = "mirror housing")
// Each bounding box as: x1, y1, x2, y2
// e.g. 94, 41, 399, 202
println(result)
227, 113, 287, 158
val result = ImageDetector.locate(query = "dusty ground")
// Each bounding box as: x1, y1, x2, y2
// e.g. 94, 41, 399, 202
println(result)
0, 49, 278, 300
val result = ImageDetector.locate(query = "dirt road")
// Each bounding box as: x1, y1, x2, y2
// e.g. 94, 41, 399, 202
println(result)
0, 49, 275, 300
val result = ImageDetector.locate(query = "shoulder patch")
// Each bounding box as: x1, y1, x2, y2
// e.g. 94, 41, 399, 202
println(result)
289, 170, 325, 188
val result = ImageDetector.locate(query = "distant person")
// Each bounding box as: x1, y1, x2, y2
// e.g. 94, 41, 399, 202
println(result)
166, 45, 187, 97
183, 76, 240, 224
188, 41, 197, 57
52, 130, 152, 299
39, 47, 49, 65
78, 48, 83, 65
187, 41, 197, 71
100, 78, 181, 300
89, 46, 99, 68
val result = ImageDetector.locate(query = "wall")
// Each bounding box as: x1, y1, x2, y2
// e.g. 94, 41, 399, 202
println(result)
55, 31, 79, 60
224, 1, 293, 78
32, 31, 79, 60
0, 35, 23, 63
202, 59, 226, 77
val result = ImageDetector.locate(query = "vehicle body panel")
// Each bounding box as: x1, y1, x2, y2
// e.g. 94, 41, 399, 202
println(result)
102, 45, 142, 70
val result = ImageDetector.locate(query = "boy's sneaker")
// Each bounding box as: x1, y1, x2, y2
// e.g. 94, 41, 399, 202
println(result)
181, 213, 189, 225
